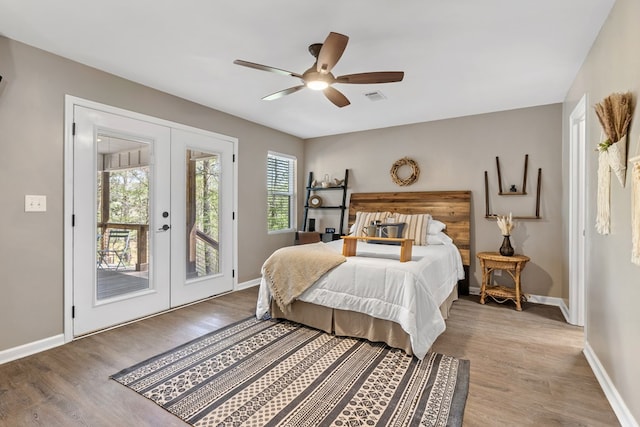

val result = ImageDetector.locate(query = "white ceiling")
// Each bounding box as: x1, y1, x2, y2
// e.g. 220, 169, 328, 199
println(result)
0, 0, 614, 139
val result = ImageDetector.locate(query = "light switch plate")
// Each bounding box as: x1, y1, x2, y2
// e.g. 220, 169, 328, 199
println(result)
25, 195, 47, 212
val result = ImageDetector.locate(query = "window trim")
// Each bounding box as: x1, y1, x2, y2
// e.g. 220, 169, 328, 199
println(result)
267, 151, 297, 234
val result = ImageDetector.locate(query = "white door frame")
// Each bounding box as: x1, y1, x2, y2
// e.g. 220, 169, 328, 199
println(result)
568, 94, 587, 326
63, 96, 238, 342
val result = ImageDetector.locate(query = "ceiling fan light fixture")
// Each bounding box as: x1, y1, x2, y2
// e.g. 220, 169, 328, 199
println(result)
233, 31, 404, 107
306, 79, 329, 91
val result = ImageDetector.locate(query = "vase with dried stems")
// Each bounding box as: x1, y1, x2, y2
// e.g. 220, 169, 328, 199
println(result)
496, 213, 515, 256
594, 92, 635, 235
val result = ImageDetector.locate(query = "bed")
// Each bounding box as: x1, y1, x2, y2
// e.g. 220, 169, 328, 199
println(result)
257, 191, 471, 359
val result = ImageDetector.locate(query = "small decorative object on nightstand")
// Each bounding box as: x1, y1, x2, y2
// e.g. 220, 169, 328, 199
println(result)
499, 235, 514, 256
496, 213, 515, 256
477, 252, 530, 311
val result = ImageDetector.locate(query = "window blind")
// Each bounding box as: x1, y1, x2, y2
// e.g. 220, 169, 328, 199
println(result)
267, 153, 295, 231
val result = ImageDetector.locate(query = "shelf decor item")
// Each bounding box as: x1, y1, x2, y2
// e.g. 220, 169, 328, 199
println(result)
594, 92, 634, 235
309, 194, 323, 208
390, 157, 420, 186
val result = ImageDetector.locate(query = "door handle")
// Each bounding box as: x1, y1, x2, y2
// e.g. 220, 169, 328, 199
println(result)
158, 224, 170, 231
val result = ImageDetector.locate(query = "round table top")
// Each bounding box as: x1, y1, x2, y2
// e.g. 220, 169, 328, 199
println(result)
476, 252, 530, 263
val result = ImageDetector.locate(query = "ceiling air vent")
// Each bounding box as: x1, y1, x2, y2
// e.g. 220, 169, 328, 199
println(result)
364, 91, 387, 102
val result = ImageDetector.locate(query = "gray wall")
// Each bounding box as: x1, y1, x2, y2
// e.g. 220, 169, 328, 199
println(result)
304, 104, 563, 294
563, 0, 640, 421
0, 37, 303, 351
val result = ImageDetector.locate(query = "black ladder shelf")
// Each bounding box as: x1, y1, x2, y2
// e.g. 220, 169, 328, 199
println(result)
302, 169, 349, 235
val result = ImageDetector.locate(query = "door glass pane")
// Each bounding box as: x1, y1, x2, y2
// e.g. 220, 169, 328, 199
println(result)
187, 149, 220, 279
96, 134, 150, 300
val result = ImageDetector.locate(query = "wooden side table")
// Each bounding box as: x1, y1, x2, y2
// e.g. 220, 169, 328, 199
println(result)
477, 252, 530, 311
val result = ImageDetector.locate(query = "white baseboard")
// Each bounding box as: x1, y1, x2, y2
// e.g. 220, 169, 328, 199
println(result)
236, 278, 260, 291
557, 300, 571, 323
0, 334, 65, 365
526, 293, 565, 307
1, 283, 263, 365
584, 341, 639, 427
470, 286, 574, 323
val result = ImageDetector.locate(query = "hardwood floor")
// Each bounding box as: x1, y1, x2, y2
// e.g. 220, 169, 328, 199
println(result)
432, 296, 619, 427
0, 288, 619, 426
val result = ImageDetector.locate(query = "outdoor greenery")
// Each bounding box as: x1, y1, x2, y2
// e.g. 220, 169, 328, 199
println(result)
267, 154, 295, 231
96, 152, 222, 276
99, 168, 150, 224
96, 167, 149, 268
193, 154, 220, 276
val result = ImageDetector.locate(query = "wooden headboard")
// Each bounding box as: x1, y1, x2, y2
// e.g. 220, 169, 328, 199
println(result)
348, 191, 471, 265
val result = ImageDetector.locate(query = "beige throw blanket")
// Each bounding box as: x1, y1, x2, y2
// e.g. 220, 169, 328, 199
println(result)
262, 242, 346, 313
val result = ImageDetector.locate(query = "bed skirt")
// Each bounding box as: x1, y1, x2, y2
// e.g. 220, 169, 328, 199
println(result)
270, 285, 458, 356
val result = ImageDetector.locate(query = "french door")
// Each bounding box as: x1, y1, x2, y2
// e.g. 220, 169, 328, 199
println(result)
170, 128, 235, 306
69, 100, 235, 337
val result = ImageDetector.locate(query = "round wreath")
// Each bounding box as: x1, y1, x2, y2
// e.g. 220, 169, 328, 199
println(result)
390, 157, 420, 186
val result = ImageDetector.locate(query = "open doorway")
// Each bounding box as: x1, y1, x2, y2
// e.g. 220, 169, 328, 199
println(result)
569, 94, 587, 326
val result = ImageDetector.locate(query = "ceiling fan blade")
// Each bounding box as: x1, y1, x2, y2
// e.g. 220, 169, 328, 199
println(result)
317, 32, 349, 74
262, 85, 306, 101
233, 59, 303, 79
323, 86, 350, 108
335, 71, 404, 84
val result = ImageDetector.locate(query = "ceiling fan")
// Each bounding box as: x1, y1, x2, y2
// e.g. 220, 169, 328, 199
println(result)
233, 32, 404, 108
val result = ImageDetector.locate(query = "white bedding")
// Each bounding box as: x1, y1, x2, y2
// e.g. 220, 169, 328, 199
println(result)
256, 239, 464, 359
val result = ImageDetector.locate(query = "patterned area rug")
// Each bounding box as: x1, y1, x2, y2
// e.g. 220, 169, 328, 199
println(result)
111, 317, 469, 426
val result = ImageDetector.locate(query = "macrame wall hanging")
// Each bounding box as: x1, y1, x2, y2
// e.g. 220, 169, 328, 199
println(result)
630, 140, 640, 265
594, 92, 634, 235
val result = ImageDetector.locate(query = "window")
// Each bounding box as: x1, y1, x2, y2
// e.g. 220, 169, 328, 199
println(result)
267, 152, 296, 232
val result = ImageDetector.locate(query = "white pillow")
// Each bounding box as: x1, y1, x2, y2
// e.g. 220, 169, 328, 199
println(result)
352, 211, 393, 237
428, 219, 446, 235
427, 232, 453, 245
394, 213, 431, 245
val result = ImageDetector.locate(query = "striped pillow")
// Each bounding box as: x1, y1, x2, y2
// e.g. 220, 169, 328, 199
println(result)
352, 211, 393, 237
393, 213, 432, 245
